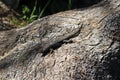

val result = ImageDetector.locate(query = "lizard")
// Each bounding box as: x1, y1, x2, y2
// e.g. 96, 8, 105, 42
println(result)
0, 18, 83, 68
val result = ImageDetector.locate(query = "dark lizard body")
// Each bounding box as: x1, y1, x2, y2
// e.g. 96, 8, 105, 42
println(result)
42, 26, 82, 56
0, 21, 82, 68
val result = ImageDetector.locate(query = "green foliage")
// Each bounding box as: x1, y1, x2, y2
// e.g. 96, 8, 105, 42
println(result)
19, 0, 74, 25
21, 5, 30, 20
38, 0, 51, 18
10, 0, 101, 27
21, 0, 37, 23
20, 0, 51, 23
68, 0, 72, 10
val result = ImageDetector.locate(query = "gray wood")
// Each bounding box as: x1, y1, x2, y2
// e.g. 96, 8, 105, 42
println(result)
0, 0, 120, 80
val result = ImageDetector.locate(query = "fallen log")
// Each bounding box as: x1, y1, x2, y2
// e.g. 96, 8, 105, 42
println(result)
0, 0, 120, 80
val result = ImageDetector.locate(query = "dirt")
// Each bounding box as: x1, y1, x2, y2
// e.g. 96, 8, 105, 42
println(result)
0, 1, 25, 30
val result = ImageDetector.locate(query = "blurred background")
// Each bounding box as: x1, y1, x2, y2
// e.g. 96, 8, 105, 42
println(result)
0, 0, 101, 29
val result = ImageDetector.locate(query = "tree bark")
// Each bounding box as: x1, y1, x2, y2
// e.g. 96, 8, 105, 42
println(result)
0, 0, 120, 80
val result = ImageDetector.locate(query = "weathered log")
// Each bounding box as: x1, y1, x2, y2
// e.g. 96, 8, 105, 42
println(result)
0, 0, 120, 80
